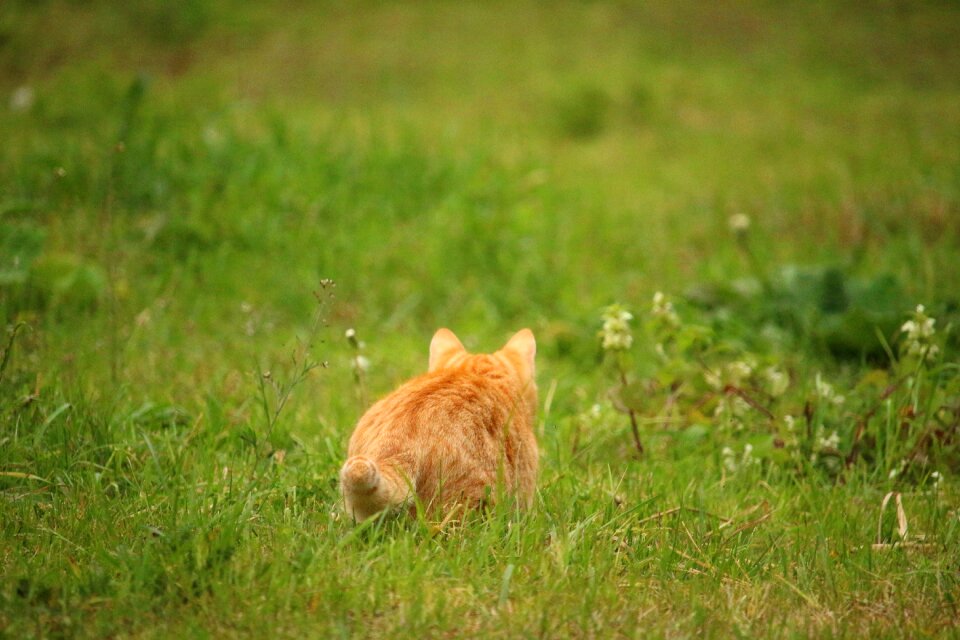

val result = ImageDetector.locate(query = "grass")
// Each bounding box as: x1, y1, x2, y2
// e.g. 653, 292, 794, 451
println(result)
2, 1, 959, 637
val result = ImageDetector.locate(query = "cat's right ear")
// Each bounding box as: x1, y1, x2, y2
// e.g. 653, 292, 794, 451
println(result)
429, 328, 465, 372
503, 328, 536, 378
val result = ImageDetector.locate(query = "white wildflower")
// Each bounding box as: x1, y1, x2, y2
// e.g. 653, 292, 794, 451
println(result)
722, 444, 758, 473
722, 446, 738, 472
728, 213, 751, 233
726, 360, 754, 386
9, 85, 34, 112
765, 367, 789, 397
816, 429, 840, 451
345, 327, 361, 349
779, 415, 800, 452
651, 291, 668, 313
783, 415, 796, 432
600, 305, 634, 352
901, 304, 939, 361
603, 331, 633, 351
578, 403, 606, 432
815, 373, 845, 406
651, 292, 680, 327
353, 355, 370, 373
714, 396, 749, 429
709, 359, 758, 390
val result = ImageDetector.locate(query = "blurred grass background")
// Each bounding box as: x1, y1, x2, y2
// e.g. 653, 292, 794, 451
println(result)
4, 0, 959, 389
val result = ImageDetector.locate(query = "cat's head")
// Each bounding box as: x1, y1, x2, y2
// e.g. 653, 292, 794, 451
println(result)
428, 328, 537, 405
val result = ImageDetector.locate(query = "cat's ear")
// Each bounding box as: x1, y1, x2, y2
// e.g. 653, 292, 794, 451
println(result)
429, 328, 465, 372
503, 328, 536, 377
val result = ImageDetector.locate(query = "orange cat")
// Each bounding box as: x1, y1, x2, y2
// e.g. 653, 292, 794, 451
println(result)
340, 328, 538, 521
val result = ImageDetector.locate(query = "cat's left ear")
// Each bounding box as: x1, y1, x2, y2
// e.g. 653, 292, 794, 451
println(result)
503, 328, 536, 377
429, 328, 465, 372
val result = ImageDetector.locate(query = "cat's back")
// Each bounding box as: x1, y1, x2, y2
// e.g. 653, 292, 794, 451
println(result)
355, 360, 514, 438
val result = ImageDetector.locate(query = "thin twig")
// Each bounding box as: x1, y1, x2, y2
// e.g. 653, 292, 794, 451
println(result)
0, 322, 26, 386
618, 367, 643, 455
724, 384, 775, 420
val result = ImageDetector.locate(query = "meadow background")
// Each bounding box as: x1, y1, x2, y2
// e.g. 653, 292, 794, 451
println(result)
2, 1, 959, 637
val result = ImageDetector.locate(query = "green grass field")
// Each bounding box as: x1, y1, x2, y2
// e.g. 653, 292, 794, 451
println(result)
2, 1, 959, 637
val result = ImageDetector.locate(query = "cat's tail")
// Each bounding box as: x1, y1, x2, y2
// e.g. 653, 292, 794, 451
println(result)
340, 455, 413, 521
